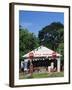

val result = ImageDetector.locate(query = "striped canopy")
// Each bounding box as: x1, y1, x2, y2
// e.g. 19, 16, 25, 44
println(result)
22, 46, 61, 58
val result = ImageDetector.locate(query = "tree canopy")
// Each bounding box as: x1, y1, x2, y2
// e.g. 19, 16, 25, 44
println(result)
19, 27, 39, 61
38, 22, 64, 51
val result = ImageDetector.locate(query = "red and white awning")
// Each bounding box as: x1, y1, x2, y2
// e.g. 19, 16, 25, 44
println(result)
22, 46, 61, 58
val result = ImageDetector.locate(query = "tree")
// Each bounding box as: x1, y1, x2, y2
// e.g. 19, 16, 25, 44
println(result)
19, 26, 39, 62
38, 22, 64, 51
57, 43, 64, 70
57, 43, 64, 60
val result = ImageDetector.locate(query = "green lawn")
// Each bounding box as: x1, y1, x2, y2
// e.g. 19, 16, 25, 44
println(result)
19, 72, 64, 79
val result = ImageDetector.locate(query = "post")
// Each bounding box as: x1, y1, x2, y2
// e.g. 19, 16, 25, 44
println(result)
29, 52, 34, 77
30, 60, 33, 77
57, 58, 60, 72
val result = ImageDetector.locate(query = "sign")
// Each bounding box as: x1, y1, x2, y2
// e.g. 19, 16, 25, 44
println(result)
52, 52, 57, 59
29, 52, 34, 59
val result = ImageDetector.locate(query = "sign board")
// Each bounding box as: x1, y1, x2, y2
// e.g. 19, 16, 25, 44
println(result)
52, 52, 57, 59
29, 52, 34, 59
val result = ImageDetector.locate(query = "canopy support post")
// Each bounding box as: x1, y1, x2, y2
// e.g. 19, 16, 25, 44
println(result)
57, 58, 60, 72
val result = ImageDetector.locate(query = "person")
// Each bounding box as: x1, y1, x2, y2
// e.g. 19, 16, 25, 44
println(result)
21, 61, 24, 72
24, 59, 28, 74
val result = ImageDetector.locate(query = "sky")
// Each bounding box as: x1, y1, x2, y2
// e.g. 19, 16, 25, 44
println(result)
19, 10, 64, 37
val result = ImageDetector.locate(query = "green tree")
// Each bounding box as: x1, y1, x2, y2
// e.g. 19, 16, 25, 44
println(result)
19, 27, 39, 61
57, 43, 64, 61
38, 22, 64, 51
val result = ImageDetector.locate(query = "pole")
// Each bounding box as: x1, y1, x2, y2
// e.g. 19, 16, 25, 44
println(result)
57, 58, 60, 72
30, 60, 33, 77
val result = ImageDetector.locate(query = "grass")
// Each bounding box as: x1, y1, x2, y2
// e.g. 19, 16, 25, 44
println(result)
19, 72, 64, 79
